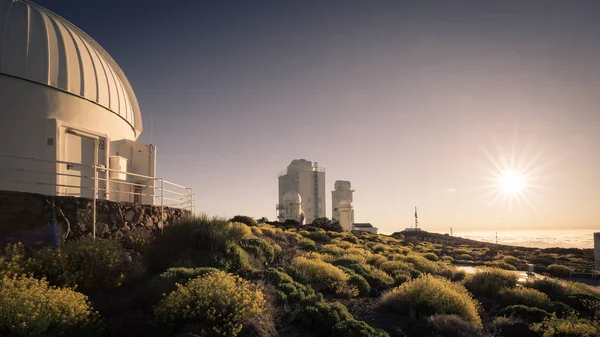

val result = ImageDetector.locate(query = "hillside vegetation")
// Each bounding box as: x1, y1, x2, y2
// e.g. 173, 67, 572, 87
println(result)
1, 215, 599, 337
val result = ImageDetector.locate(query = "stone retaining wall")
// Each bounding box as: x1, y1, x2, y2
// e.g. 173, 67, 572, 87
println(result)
0, 190, 192, 245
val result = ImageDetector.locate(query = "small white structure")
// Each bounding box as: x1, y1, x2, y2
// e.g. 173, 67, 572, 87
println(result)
353, 223, 378, 234
331, 180, 354, 221
281, 191, 304, 224
595, 232, 600, 271
278, 159, 325, 223
0, 0, 164, 205
337, 200, 353, 231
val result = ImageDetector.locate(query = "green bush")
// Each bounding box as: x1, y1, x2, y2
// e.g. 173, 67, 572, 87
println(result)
462, 268, 517, 298
366, 266, 395, 289
298, 301, 388, 337
337, 266, 371, 297
216, 242, 249, 273
441, 256, 454, 263
291, 256, 350, 295
0, 243, 26, 276
381, 274, 482, 326
147, 267, 219, 302
264, 268, 321, 305
380, 260, 413, 277
532, 316, 600, 337
423, 252, 439, 262
154, 271, 265, 336
0, 273, 103, 336
305, 231, 333, 244
299, 238, 317, 251
502, 256, 521, 266
426, 314, 487, 337
457, 254, 474, 261
497, 286, 551, 309
547, 264, 573, 277
498, 305, 551, 323
399, 254, 438, 274
229, 215, 258, 227
33, 238, 135, 293
366, 254, 388, 267
148, 215, 251, 271
241, 238, 275, 263
491, 261, 517, 271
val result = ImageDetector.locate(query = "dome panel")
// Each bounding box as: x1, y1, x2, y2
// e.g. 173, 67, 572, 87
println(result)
0, 0, 142, 135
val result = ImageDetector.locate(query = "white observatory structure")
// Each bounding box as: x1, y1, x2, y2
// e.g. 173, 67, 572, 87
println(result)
278, 159, 325, 223
595, 232, 600, 271
281, 191, 304, 224
332, 180, 354, 221
337, 200, 354, 231
0, 0, 175, 205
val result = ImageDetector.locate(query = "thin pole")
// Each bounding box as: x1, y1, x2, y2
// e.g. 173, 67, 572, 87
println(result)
93, 139, 98, 241
160, 178, 164, 234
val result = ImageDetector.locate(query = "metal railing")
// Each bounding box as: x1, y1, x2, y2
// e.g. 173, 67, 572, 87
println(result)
0, 153, 195, 240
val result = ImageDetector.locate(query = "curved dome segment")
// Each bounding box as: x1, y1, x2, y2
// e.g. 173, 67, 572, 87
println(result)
0, 0, 142, 134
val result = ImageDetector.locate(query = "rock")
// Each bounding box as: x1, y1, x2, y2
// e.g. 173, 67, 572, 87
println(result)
132, 212, 141, 224
144, 217, 154, 228
124, 210, 135, 222
122, 223, 130, 231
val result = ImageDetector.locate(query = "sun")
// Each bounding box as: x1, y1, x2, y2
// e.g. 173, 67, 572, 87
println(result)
498, 170, 526, 196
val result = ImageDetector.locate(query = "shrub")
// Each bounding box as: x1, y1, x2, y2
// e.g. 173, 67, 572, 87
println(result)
380, 260, 413, 277
216, 242, 249, 273
497, 287, 551, 309
0, 273, 103, 336
381, 274, 482, 326
532, 316, 600, 337
0, 243, 26, 276
367, 266, 395, 289
298, 301, 388, 337
442, 256, 454, 263
52, 238, 133, 293
366, 254, 388, 267
148, 215, 251, 271
229, 215, 258, 227
502, 256, 521, 266
242, 238, 275, 263
463, 268, 517, 298
299, 238, 317, 251
291, 256, 349, 295
399, 254, 438, 274
154, 271, 265, 336
498, 305, 551, 323
147, 267, 219, 302
423, 252, 439, 262
321, 244, 345, 256
491, 261, 517, 271
25, 246, 67, 285
426, 314, 487, 337
547, 264, 573, 277
305, 231, 333, 244
457, 254, 474, 261
265, 267, 321, 305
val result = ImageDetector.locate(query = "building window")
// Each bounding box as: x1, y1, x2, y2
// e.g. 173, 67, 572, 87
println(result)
134, 187, 142, 204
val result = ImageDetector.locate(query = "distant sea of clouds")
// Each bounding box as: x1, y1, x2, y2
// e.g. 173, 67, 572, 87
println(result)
454, 229, 596, 249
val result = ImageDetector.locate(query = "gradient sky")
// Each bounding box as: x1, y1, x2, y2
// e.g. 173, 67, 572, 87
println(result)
36, 0, 600, 234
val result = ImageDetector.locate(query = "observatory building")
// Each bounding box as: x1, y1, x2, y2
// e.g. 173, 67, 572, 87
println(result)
332, 180, 354, 221
0, 0, 189, 207
277, 159, 325, 223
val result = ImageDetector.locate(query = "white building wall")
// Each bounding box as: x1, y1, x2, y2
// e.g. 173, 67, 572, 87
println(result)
595, 232, 600, 270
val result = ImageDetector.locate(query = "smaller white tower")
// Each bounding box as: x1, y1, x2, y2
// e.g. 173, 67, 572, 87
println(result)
338, 200, 353, 231
594, 232, 600, 270
282, 191, 304, 224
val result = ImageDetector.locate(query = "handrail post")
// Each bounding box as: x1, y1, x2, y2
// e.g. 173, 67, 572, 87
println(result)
160, 178, 164, 234
93, 140, 98, 242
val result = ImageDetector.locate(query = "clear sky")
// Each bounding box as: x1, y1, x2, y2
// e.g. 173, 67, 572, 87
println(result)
36, 0, 600, 233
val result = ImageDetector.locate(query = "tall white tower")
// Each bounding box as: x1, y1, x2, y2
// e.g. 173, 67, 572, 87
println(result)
331, 180, 354, 220
338, 200, 353, 231
594, 232, 600, 270
278, 159, 325, 223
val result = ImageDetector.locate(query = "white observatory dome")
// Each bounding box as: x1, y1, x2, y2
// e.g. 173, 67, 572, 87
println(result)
0, 0, 142, 136
283, 191, 302, 203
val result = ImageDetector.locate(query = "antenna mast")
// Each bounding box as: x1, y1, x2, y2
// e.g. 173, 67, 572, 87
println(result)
414, 206, 418, 230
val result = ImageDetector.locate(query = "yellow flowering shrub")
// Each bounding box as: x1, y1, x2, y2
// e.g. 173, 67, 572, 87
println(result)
291, 256, 350, 295
381, 274, 482, 327
0, 274, 103, 336
154, 271, 265, 336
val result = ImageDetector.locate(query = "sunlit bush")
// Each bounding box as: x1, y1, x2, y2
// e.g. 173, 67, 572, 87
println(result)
547, 264, 573, 277
147, 267, 219, 303
264, 268, 321, 305
463, 267, 517, 298
291, 256, 349, 295
154, 271, 265, 336
366, 254, 388, 267
0, 273, 103, 336
497, 286, 551, 309
426, 314, 487, 337
422, 252, 439, 262
298, 301, 388, 337
498, 305, 551, 323
381, 274, 481, 326
532, 316, 600, 337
